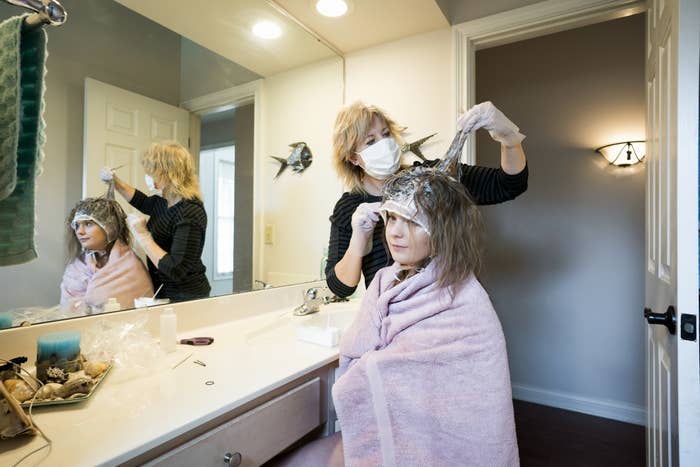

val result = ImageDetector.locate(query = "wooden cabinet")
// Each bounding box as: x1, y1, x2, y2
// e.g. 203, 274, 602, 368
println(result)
144, 378, 321, 467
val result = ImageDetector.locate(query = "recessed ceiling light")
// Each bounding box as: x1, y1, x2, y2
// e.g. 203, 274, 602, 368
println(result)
252, 20, 282, 39
316, 0, 348, 17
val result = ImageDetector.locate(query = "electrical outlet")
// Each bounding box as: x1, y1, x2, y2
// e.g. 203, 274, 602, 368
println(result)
264, 224, 274, 245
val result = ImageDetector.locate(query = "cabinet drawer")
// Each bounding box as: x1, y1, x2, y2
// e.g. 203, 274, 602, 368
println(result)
146, 378, 321, 467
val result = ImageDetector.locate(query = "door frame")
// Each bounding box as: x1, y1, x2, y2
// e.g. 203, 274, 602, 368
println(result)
181, 79, 264, 290
453, 0, 647, 164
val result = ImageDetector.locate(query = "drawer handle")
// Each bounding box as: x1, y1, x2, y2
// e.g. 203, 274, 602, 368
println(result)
224, 452, 242, 466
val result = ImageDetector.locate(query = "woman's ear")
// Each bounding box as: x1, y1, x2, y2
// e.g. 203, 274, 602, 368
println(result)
348, 153, 362, 167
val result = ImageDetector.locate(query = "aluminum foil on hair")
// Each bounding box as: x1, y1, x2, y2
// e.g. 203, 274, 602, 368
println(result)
70, 198, 125, 244
379, 128, 472, 234
380, 166, 433, 235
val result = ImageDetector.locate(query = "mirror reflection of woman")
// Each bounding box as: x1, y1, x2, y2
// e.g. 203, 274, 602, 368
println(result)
325, 101, 529, 298
102, 142, 211, 302
60, 198, 153, 314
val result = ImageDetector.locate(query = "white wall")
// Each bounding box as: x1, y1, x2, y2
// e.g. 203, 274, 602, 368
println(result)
259, 57, 345, 286
345, 28, 455, 159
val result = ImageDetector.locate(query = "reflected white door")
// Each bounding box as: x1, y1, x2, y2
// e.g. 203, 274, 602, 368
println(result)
645, 0, 699, 466
83, 77, 190, 211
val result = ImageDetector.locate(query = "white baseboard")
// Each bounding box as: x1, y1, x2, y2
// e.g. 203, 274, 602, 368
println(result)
512, 383, 646, 426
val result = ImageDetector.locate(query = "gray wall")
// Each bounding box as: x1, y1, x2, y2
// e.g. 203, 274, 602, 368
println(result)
180, 37, 260, 102
201, 105, 255, 293
435, 0, 543, 25
0, 0, 181, 308
475, 14, 646, 414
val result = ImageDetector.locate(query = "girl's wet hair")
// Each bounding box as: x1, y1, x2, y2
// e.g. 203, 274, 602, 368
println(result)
66, 197, 131, 261
382, 167, 482, 292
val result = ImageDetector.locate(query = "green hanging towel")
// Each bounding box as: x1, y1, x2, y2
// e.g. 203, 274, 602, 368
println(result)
0, 15, 47, 266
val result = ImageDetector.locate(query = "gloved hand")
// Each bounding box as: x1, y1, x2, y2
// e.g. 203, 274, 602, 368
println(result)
127, 212, 151, 245
100, 167, 114, 183
351, 202, 381, 235
457, 101, 525, 147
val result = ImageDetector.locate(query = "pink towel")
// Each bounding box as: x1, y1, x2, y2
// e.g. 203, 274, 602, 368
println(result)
332, 260, 519, 467
60, 239, 153, 312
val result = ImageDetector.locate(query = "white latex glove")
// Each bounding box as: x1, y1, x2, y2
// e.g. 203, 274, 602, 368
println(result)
127, 212, 151, 245
100, 166, 114, 183
351, 202, 381, 235
457, 101, 525, 147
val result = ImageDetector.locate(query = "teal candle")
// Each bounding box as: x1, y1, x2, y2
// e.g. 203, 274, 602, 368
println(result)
37, 331, 81, 363
0, 312, 12, 329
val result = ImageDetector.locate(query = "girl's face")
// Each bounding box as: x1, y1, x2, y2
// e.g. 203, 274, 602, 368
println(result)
73, 220, 108, 251
385, 212, 431, 267
348, 115, 392, 167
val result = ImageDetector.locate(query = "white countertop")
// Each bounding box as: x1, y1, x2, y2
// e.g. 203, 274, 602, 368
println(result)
0, 301, 358, 466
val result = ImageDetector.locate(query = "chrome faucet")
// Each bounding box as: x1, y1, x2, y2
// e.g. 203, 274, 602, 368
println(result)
293, 287, 347, 316
254, 279, 272, 290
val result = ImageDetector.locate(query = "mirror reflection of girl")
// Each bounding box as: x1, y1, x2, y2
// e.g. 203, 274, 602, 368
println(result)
101, 142, 211, 302
273, 168, 518, 466
326, 101, 528, 298
60, 198, 153, 314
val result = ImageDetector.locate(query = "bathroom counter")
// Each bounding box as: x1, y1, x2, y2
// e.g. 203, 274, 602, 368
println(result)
0, 299, 358, 466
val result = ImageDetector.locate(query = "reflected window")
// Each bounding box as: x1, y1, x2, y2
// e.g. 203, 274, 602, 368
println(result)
200, 146, 235, 281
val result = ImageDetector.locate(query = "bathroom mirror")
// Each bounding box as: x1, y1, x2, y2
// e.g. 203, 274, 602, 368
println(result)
0, 0, 344, 327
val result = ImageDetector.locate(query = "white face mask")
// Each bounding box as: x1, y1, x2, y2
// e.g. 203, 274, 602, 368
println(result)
357, 137, 401, 180
144, 174, 162, 195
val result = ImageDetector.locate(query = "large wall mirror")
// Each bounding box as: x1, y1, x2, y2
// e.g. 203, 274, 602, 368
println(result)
0, 0, 345, 327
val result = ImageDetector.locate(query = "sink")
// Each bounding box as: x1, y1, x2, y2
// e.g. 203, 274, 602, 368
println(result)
243, 300, 359, 344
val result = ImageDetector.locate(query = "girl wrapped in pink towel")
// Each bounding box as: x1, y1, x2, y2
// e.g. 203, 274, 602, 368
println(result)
273, 166, 518, 467
60, 197, 153, 314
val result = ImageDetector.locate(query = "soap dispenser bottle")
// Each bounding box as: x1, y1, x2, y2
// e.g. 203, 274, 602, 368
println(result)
160, 307, 177, 353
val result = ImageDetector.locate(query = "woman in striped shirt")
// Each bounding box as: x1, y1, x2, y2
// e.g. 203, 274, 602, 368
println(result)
325, 101, 528, 298
103, 142, 211, 302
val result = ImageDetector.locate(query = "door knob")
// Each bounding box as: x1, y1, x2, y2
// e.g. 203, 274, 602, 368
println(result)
223, 451, 242, 466
644, 306, 676, 334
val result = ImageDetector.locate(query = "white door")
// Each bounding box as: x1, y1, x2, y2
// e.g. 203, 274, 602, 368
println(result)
645, 1, 699, 466
83, 77, 190, 212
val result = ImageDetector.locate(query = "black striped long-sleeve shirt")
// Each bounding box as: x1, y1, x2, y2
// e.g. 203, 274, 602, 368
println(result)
130, 190, 211, 301
325, 163, 529, 298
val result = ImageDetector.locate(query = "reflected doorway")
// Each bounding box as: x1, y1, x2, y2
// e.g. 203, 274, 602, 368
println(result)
198, 105, 255, 296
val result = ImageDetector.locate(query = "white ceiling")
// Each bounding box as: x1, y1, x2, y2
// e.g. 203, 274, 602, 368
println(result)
115, 0, 337, 77
114, 1, 544, 77
274, 0, 449, 53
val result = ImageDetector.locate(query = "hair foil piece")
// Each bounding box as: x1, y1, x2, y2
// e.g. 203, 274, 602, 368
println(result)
70, 198, 126, 243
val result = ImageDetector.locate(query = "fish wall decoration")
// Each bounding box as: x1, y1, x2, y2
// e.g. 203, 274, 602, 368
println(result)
270, 142, 313, 180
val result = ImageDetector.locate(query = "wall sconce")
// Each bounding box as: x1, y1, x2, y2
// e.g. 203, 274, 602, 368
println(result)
595, 141, 646, 166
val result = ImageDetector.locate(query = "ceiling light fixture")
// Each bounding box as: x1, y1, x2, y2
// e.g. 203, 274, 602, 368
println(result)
252, 20, 282, 39
316, 0, 348, 17
595, 140, 646, 166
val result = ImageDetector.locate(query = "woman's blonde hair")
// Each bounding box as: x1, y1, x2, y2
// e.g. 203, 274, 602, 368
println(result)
332, 101, 405, 194
141, 142, 202, 201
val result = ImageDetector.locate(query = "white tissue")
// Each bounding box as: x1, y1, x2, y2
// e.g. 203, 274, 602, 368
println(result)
296, 324, 340, 347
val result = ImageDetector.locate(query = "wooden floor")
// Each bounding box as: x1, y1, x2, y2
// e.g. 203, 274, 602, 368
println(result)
514, 400, 645, 467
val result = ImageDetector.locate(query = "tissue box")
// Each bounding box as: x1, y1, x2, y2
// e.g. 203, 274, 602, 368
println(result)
296, 325, 340, 348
